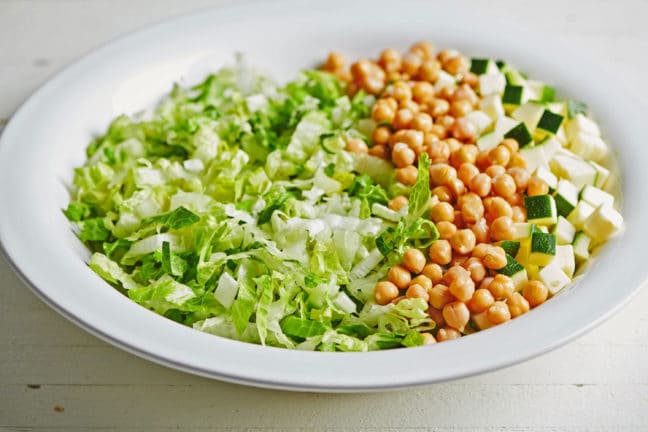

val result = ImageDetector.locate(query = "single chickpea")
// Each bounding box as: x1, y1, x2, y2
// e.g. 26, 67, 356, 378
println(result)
411, 112, 434, 132
436, 327, 462, 342
429, 239, 452, 265
511, 205, 526, 222
500, 138, 519, 153
406, 283, 430, 301
448, 274, 475, 302
469, 173, 492, 197
388, 195, 408, 212
488, 145, 511, 166
419, 59, 441, 82
401, 52, 423, 76
388, 264, 412, 289
493, 174, 517, 198
489, 197, 513, 219
410, 275, 433, 292
378, 48, 402, 72
458, 163, 480, 185
507, 167, 530, 192
450, 118, 478, 142
464, 257, 486, 283
429, 124, 447, 139
390, 81, 413, 103
429, 284, 454, 309
485, 164, 506, 178
368, 144, 389, 159
487, 274, 515, 299
350, 60, 372, 79
490, 216, 514, 241
431, 186, 452, 203
437, 221, 457, 240
422, 263, 444, 284
450, 229, 477, 255
400, 130, 425, 151
443, 265, 470, 285
471, 218, 490, 243
450, 100, 473, 118
508, 152, 527, 169
396, 165, 418, 185
371, 100, 395, 123
482, 245, 507, 270
468, 288, 495, 313
392, 142, 417, 168
383, 97, 399, 111
393, 108, 414, 130
428, 307, 445, 326
372, 126, 391, 146
429, 163, 457, 186
459, 193, 484, 224
461, 71, 479, 88
428, 98, 450, 117
508, 292, 530, 318
374, 281, 399, 305
487, 301, 511, 324
410, 41, 435, 59
422, 333, 437, 345
346, 138, 369, 154
452, 84, 479, 106
448, 178, 466, 198
401, 99, 420, 114
438, 115, 456, 130
527, 175, 549, 196
430, 202, 455, 223
476, 150, 491, 170
472, 243, 490, 259
362, 75, 386, 95
479, 276, 494, 291
453, 145, 479, 167
443, 302, 470, 332
443, 55, 469, 75
412, 82, 435, 103
322, 52, 346, 71
403, 248, 427, 274
438, 48, 459, 64
437, 86, 455, 101
523, 280, 549, 307
426, 138, 450, 160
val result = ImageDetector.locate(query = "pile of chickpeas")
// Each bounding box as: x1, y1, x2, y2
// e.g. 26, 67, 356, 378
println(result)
321, 42, 553, 344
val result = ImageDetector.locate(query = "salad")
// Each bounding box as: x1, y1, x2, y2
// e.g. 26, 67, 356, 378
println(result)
65, 43, 623, 351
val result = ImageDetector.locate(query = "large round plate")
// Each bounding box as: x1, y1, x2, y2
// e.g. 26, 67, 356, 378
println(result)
1, 0, 646, 392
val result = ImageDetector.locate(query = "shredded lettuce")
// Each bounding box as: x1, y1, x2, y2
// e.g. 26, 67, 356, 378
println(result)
66, 59, 439, 351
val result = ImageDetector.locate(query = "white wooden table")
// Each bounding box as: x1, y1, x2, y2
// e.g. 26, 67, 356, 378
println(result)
1, 1, 647, 430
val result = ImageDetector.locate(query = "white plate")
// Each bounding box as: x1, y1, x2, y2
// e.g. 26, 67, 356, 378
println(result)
1, 0, 646, 392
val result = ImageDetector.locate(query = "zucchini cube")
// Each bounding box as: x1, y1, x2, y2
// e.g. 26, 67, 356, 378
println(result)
504, 122, 533, 147
470, 58, 491, 75
553, 216, 576, 245
529, 232, 557, 266
553, 179, 580, 217
535, 110, 564, 140
524, 194, 557, 225
538, 261, 571, 295
573, 231, 591, 262
496, 254, 528, 290
502, 85, 525, 105
499, 240, 521, 257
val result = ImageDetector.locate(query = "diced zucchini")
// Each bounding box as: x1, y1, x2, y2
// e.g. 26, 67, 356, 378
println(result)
502, 85, 526, 106
504, 122, 533, 148
511, 222, 535, 239
565, 113, 601, 140
589, 161, 610, 189
534, 110, 564, 140
580, 185, 614, 208
504, 68, 526, 86
470, 58, 496, 75
472, 311, 494, 330
525, 263, 540, 280
525, 194, 557, 225
573, 231, 591, 262
496, 254, 528, 290
553, 179, 580, 217
547, 102, 568, 117
553, 216, 576, 245
550, 152, 597, 188
476, 116, 518, 151
554, 244, 575, 278
512, 102, 545, 132
567, 200, 595, 230
520, 136, 561, 173
538, 261, 571, 295
570, 132, 608, 163
567, 101, 588, 119
500, 240, 521, 257
529, 232, 557, 266
582, 204, 623, 244
534, 166, 558, 191
479, 93, 505, 120
435, 70, 456, 92
464, 110, 493, 135
526, 80, 555, 102
478, 73, 506, 96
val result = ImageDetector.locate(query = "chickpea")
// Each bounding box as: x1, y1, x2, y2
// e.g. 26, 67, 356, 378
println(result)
401, 52, 423, 76
362, 75, 386, 94
383, 97, 399, 111
450, 229, 476, 255
438, 115, 456, 130
388, 196, 408, 213
346, 137, 368, 154
465, 257, 486, 283
428, 239, 452, 265
395, 129, 424, 150
372, 126, 391, 146
406, 283, 430, 301
493, 174, 517, 198
487, 301, 511, 324
452, 84, 479, 106
488, 145, 511, 166
410, 41, 435, 60
472, 243, 490, 259
419, 59, 441, 82
500, 138, 519, 153
422, 332, 437, 345
429, 163, 457, 186
450, 118, 477, 142
368, 144, 389, 159
430, 202, 455, 223
443, 302, 470, 332
452, 145, 479, 167
461, 71, 479, 88
506, 192, 524, 207
392, 142, 416, 168
511, 205, 526, 222
393, 108, 414, 130
438, 48, 459, 64
436, 327, 462, 342
448, 274, 475, 302
388, 264, 412, 289
322, 52, 346, 71
422, 263, 444, 284
469, 173, 492, 197
448, 178, 466, 199
437, 221, 457, 240
429, 125, 447, 139
476, 150, 491, 171
443, 55, 469, 75
459, 193, 484, 224
468, 288, 495, 313
350, 59, 373, 79
426, 138, 450, 161
429, 284, 454, 309
396, 165, 418, 185
471, 218, 490, 243
374, 281, 399, 305
428, 306, 445, 326
488, 274, 515, 299
412, 82, 435, 103
479, 276, 494, 291
403, 248, 427, 274
458, 163, 480, 185
527, 175, 549, 196
378, 48, 402, 72
428, 98, 450, 117
490, 216, 514, 241
401, 99, 420, 115
411, 112, 434, 132
410, 275, 433, 292
389, 81, 412, 103
443, 264, 470, 284
432, 185, 453, 202
508, 152, 527, 169
489, 197, 513, 219
371, 100, 395, 123
508, 292, 530, 318
482, 245, 507, 270
507, 167, 530, 192
485, 164, 506, 178
450, 99, 473, 117
523, 280, 549, 307
450, 253, 470, 267
437, 86, 455, 101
